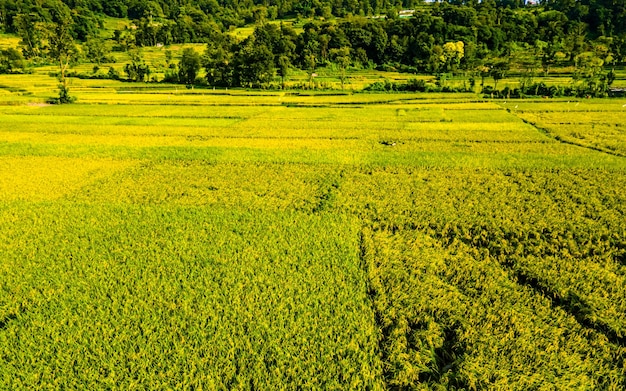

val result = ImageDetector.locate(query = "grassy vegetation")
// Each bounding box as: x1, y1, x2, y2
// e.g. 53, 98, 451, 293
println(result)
0, 74, 625, 389
510, 100, 626, 156
1, 205, 383, 389
342, 167, 626, 387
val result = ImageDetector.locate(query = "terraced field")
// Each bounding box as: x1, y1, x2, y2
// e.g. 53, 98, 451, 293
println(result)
1, 83, 625, 389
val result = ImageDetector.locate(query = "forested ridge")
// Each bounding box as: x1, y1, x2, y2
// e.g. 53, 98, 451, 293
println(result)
2, 0, 626, 35
1, 0, 625, 95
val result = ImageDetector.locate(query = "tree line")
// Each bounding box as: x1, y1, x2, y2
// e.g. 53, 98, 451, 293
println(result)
2, 0, 626, 36
1, 0, 625, 98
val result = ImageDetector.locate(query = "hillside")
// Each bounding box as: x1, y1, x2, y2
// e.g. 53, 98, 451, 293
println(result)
0, 0, 624, 96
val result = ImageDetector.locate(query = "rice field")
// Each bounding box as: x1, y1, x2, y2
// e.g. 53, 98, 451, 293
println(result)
1, 77, 625, 389
510, 100, 626, 156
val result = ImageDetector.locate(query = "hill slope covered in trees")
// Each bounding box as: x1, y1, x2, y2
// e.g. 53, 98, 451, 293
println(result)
1, 0, 625, 95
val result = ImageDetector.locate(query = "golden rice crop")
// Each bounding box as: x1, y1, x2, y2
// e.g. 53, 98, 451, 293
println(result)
0, 83, 625, 389
516, 109, 626, 156
0, 156, 134, 201
69, 161, 342, 212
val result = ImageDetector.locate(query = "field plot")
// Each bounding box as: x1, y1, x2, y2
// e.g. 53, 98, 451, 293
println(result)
1, 87, 626, 389
510, 99, 626, 156
0, 156, 133, 202
0, 206, 382, 389
69, 161, 342, 211
340, 168, 626, 389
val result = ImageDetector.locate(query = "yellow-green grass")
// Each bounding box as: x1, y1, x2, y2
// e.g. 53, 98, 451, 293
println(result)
341, 166, 626, 365
228, 20, 303, 40
0, 156, 134, 201
0, 96, 624, 170
100, 16, 131, 38
512, 100, 626, 155
68, 161, 340, 211
229, 25, 256, 40
0, 205, 383, 389
0, 104, 553, 149
0, 34, 20, 50
504, 99, 626, 112
361, 228, 623, 389
68, 88, 482, 106
1, 87, 626, 389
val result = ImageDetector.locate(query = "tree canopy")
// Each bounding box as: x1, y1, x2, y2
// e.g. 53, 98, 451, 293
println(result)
1, 0, 624, 96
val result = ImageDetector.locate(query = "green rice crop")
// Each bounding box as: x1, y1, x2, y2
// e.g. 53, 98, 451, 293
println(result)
340, 166, 626, 388
0, 205, 384, 389
1, 78, 625, 389
513, 101, 626, 156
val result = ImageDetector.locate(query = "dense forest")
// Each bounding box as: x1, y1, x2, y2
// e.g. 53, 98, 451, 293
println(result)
1, 0, 625, 96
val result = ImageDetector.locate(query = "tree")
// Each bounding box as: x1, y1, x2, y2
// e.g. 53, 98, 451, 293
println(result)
428, 45, 444, 73
178, 48, 201, 85
611, 35, 626, 65
84, 37, 111, 65
234, 38, 275, 88
510, 44, 539, 92
536, 39, 566, 76
252, 5, 268, 24
574, 47, 612, 96
46, 7, 79, 103
302, 46, 317, 88
124, 49, 151, 82
0, 48, 25, 74
441, 41, 464, 72
14, 13, 46, 60
487, 59, 509, 91
113, 28, 136, 52
277, 55, 290, 89
477, 63, 490, 91
330, 47, 350, 90
71, 6, 100, 41
203, 37, 234, 87
564, 21, 588, 60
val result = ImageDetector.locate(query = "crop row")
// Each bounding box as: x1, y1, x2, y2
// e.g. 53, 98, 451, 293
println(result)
0, 121, 544, 143
504, 100, 626, 113
4, 137, 625, 174
69, 161, 343, 212
0, 156, 133, 202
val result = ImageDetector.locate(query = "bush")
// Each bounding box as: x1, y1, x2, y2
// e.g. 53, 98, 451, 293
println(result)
405, 79, 427, 92
65, 67, 121, 81
162, 69, 179, 83
47, 84, 76, 104
363, 80, 395, 92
